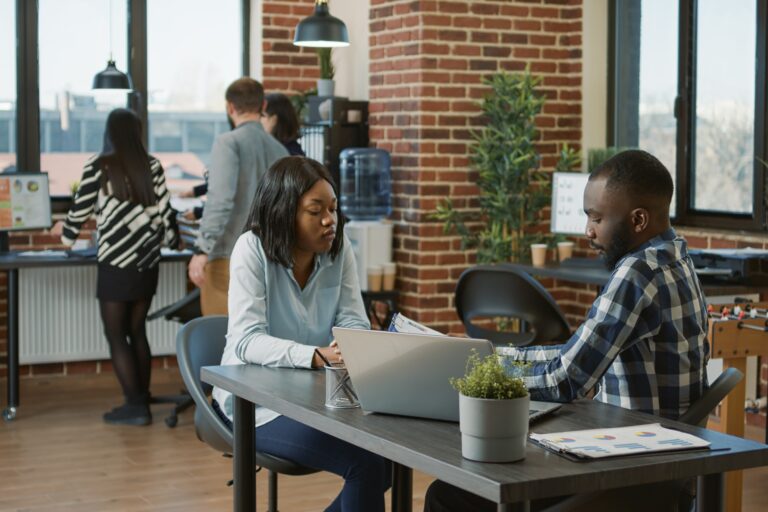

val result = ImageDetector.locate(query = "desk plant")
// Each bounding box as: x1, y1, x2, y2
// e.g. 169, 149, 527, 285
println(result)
316, 48, 335, 97
450, 351, 529, 462
434, 69, 579, 264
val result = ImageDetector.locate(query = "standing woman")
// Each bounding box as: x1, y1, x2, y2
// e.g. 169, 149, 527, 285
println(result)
211, 156, 390, 511
52, 108, 179, 426
261, 92, 306, 156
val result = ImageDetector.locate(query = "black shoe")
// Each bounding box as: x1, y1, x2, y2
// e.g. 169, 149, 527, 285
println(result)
103, 403, 152, 426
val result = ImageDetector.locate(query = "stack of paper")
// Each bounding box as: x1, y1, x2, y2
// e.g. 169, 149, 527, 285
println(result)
530, 423, 710, 460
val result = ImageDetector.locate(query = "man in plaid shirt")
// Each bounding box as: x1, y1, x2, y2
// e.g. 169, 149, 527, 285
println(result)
425, 150, 710, 512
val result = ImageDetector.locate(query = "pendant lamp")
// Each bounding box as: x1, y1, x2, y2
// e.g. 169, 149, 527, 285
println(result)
93, 0, 133, 90
294, 0, 350, 48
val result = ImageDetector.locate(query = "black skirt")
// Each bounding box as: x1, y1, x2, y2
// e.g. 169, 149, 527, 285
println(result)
96, 263, 160, 302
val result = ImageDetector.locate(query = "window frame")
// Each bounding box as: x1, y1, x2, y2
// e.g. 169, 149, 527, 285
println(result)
13, 0, 250, 210
609, 0, 768, 231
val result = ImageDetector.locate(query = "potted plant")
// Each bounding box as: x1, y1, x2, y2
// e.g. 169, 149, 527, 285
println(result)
316, 48, 335, 97
434, 69, 580, 264
450, 351, 529, 462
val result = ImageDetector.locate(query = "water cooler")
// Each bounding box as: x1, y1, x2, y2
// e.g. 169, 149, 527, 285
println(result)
339, 148, 393, 291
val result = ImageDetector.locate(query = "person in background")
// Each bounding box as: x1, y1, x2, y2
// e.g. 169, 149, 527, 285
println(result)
424, 150, 710, 512
211, 156, 390, 511
51, 108, 179, 426
177, 169, 208, 221
261, 92, 306, 156
188, 78, 288, 315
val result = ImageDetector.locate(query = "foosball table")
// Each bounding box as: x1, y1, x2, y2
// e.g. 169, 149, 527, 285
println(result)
707, 301, 768, 512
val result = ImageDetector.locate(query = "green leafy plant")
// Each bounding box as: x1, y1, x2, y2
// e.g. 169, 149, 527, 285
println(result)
450, 351, 528, 400
290, 88, 317, 123
70, 180, 80, 196
316, 48, 335, 80
587, 147, 631, 172
433, 69, 579, 264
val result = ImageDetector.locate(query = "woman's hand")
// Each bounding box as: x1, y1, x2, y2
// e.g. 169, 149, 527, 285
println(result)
50, 221, 65, 238
312, 344, 342, 368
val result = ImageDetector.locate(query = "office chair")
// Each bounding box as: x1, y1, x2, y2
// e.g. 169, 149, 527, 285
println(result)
176, 315, 319, 512
538, 368, 745, 512
455, 264, 572, 347
147, 288, 202, 427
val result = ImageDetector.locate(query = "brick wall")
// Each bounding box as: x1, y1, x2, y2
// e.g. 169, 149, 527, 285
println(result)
261, 0, 320, 94
368, 0, 584, 334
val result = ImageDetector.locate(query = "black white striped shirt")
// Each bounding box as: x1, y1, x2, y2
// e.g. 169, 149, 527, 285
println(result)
62, 155, 178, 271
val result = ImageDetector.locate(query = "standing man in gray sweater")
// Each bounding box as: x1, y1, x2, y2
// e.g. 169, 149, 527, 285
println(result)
188, 78, 288, 315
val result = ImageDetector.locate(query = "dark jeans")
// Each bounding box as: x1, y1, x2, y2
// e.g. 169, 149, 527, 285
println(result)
213, 400, 392, 512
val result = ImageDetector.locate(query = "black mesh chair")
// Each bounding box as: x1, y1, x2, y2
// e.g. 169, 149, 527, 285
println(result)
176, 315, 319, 512
455, 264, 572, 347
147, 288, 202, 427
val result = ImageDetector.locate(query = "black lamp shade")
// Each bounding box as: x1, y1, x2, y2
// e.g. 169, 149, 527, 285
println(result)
93, 60, 133, 90
294, 2, 349, 48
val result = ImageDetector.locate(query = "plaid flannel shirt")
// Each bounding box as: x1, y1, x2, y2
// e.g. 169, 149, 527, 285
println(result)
498, 229, 710, 420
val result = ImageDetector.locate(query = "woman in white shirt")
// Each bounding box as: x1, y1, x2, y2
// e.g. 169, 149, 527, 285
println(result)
212, 156, 390, 511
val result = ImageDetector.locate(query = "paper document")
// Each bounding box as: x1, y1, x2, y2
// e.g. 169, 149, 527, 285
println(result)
17, 250, 68, 258
388, 312, 442, 335
530, 423, 710, 460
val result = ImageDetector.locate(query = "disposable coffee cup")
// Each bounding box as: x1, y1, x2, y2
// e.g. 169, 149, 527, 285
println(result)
367, 265, 383, 292
557, 241, 574, 262
382, 262, 397, 291
347, 109, 362, 123
531, 244, 547, 267
324, 365, 360, 409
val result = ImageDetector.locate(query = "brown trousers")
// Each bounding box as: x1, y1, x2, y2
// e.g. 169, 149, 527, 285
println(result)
200, 258, 229, 316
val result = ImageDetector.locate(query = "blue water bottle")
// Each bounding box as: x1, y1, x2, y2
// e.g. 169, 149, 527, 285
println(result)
339, 148, 392, 220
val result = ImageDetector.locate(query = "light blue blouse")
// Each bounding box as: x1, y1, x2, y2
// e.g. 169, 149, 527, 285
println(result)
212, 231, 370, 426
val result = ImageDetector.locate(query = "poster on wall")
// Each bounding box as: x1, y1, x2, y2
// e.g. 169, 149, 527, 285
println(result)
0, 173, 52, 231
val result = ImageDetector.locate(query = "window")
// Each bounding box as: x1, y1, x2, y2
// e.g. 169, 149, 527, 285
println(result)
147, 0, 242, 189
0, 0, 15, 173
611, 0, 766, 230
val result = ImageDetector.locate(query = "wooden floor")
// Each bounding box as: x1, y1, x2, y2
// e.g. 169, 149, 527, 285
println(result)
0, 370, 766, 512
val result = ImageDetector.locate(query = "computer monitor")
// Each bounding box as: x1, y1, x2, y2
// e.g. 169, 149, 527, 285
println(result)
0, 172, 52, 231
550, 171, 588, 235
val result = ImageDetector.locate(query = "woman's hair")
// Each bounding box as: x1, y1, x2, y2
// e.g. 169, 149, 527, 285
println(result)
98, 108, 155, 206
263, 93, 300, 144
248, 156, 344, 267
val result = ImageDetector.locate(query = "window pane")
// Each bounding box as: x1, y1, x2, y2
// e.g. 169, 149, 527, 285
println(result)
0, 0, 16, 172
147, 0, 241, 193
39, 0, 128, 196
694, 0, 756, 213
638, 0, 678, 216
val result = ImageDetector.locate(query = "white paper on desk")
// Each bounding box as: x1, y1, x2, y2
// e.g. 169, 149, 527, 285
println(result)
388, 312, 443, 335
17, 250, 68, 258
529, 423, 710, 459
695, 247, 768, 257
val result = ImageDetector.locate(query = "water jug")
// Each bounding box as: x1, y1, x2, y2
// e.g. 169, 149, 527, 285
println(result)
339, 148, 392, 220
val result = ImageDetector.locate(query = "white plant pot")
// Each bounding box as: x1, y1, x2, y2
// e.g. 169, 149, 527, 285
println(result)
459, 393, 529, 462
317, 79, 335, 98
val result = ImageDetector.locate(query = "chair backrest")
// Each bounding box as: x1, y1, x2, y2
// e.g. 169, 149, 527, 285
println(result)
455, 264, 572, 346
176, 315, 233, 453
679, 367, 744, 427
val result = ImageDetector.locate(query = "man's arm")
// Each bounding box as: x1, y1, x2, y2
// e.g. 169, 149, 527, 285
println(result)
195, 136, 239, 255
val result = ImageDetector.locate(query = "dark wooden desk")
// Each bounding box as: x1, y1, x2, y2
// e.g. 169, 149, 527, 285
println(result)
202, 364, 768, 512
0, 250, 192, 421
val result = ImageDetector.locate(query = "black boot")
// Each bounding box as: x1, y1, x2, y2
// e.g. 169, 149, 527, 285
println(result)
103, 394, 152, 426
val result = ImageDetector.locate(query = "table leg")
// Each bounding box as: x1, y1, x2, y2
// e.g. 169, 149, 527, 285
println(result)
233, 396, 255, 512
392, 462, 413, 512
697, 473, 724, 512
498, 502, 529, 512
2, 269, 19, 421
721, 358, 746, 512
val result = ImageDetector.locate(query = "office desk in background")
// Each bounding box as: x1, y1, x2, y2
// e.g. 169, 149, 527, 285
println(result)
202, 364, 768, 512
0, 250, 192, 421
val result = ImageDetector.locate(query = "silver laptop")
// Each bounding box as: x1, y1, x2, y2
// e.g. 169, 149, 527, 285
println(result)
333, 327, 561, 422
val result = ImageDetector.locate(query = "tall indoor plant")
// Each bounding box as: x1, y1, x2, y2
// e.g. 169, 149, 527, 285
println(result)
316, 48, 335, 97
434, 69, 579, 264
451, 351, 529, 462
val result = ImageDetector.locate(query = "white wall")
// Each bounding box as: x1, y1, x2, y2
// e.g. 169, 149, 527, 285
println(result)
329, 0, 370, 100
581, 0, 609, 169
250, 0, 263, 80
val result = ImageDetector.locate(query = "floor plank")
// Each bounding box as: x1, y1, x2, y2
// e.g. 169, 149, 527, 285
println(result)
0, 371, 765, 511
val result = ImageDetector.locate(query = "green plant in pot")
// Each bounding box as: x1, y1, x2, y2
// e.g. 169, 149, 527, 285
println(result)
434, 69, 579, 264
450, 351, 529, 462
316, 48, 335, 97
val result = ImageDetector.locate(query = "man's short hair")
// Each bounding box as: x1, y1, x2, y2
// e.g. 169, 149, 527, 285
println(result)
225, 78, 264, 114
590, 149, 674, 205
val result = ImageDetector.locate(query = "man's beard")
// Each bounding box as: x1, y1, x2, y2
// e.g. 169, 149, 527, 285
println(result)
593, 222, 633, 270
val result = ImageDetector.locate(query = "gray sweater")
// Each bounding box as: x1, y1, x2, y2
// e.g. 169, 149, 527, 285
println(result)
196, 121, 288, 260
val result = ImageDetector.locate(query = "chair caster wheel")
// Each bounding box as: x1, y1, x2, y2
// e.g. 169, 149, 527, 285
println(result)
3, 407, 17, 421
165, 415, 178, 428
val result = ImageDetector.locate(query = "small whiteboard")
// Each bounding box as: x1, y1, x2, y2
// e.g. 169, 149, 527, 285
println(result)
551, 172, 589, 235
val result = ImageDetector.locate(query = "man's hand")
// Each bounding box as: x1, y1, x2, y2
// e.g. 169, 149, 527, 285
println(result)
50, 221, 65, 238
188, 253, 209, 287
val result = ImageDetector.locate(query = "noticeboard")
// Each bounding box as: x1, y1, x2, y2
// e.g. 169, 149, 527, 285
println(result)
0, 173, 52, 231
551, 172, 589, 235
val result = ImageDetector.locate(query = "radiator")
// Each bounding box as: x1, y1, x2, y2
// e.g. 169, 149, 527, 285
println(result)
19, 261, 188, 364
